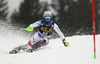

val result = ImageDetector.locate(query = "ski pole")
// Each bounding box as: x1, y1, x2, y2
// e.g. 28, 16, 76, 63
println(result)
0, 27, 33, 31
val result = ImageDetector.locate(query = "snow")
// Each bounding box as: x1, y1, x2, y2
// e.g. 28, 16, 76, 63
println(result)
0, 21, 100, 64
0, 29, 100, 64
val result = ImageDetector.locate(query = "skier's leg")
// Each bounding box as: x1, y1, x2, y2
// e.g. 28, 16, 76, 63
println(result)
9, 46, 21, 54
19, 33, 41, 52
9, 33, 49, 54
31, 38, 49, 50
42, 38, 49, 46
28, 33, 42, 46
27, 32, 49, 50
9, 44, 32, 54
9, 33, 40, 54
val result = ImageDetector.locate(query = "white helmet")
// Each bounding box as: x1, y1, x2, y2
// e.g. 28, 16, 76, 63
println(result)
43, 11, 52, 19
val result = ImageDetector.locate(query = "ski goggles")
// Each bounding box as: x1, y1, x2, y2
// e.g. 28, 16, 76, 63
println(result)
43, 16, 52, 19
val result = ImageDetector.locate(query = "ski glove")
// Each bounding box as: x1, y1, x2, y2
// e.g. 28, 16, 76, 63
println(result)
26, 26, 33, 31
62, 40, 70, 47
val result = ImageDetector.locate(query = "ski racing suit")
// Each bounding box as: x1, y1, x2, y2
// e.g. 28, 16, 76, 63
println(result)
9, 19, 68, 54
28, 19, 66, 47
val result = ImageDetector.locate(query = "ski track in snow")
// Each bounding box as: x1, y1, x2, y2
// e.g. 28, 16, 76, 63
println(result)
0, 22, 100, 64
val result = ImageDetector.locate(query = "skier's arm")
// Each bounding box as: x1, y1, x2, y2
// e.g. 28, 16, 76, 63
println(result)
54, 23, 70, 47
26, 21, 41, 31
29, 21, 40, 28
54, 23, 65, 40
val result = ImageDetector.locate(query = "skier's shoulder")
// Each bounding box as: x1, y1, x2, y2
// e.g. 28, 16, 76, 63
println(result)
36, 19, 44, 24
36, 19, 44, 26
53, 22, 58, 27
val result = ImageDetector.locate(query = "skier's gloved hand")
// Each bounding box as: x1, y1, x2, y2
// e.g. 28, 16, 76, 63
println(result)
26, 26, 33, 31
62, 39, 70, 47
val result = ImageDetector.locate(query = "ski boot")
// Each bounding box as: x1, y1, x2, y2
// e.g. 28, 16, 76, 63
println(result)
9, 46, 22, 54
23, 45, 33, 53
9, 50, 17, 54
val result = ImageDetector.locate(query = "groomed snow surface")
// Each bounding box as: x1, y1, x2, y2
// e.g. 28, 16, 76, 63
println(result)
0, 32, 100, 64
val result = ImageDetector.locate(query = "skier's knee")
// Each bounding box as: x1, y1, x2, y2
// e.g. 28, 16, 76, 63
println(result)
42, 39, 49, 46
41, 39, 46, 45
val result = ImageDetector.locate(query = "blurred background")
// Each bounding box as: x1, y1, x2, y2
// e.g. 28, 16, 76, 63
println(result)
0, 0, 100, 38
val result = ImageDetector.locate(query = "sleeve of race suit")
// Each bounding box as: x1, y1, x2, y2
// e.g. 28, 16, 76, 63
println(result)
29, 21, 41, 28
54, 23, 65, 40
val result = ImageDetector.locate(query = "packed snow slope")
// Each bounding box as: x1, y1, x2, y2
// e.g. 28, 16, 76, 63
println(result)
0, 21, 100, 64
0, 33, 100, 64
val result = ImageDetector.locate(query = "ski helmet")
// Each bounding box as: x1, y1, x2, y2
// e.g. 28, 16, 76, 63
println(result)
43, 11, 52, 19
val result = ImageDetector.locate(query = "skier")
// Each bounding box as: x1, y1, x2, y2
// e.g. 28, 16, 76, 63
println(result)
9, 11, 70, 54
